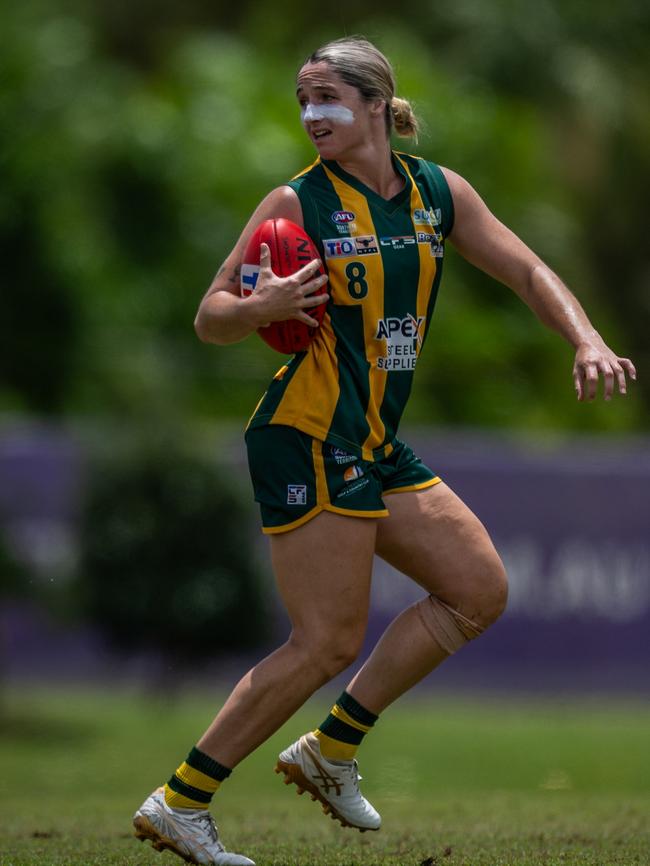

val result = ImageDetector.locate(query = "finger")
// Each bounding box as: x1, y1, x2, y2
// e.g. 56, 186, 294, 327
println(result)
294, 257, 324, 283
597, 360, 615, 401
612, 362, 627, 396
573, 367, 583, 401
300, 292, 329, 309
300, 273, 329, 296
619, 358, 637, 381
583, 363, 599, 401
297, 311, 320, 327
259, 243, 273, 274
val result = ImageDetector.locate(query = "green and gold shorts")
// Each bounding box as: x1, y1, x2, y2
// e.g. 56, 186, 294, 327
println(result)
245, 424, 440, 534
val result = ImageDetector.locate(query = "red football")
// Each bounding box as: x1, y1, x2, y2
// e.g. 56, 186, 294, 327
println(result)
240, 218, 328, 354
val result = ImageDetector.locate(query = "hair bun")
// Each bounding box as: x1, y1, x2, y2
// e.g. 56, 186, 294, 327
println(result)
391, 97, 419, 140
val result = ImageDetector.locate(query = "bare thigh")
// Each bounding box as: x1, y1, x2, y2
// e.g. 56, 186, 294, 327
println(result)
270, 510, 378, 657
195, 511, 378, 764
376, 482, 507, 624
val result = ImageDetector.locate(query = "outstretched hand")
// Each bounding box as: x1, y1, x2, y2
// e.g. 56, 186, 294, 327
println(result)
573, 339, 636, 401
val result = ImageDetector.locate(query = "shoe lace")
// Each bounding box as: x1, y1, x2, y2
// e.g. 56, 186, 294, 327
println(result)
342, 760, 362, 793
194, 811, 225, 853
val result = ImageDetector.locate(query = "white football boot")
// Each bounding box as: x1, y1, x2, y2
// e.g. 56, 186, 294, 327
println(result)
275, 732, 381, 831
133, 787, 255, 866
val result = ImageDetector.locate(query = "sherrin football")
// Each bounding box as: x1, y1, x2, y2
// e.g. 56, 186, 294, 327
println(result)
240, 218, 328, 354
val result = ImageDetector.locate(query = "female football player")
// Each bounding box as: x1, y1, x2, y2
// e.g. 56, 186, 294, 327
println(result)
133, 36, 636, 866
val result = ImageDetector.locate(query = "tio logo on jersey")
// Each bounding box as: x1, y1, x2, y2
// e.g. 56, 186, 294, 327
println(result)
324, 238, 356, 259
323, 236, 379, 258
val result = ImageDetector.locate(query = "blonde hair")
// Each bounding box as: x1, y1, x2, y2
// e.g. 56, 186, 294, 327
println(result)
303, 36, 419, 140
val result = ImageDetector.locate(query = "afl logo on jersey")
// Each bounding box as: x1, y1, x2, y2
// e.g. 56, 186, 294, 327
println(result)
331, 210, 355, 224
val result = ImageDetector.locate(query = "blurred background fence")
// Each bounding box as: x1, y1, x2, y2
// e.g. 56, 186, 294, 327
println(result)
1, 424, 648, 695
1, 0, 649, 695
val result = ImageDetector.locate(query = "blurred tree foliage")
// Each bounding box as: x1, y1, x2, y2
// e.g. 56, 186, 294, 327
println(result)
0, 529, 30, 708
1, 0, 648, 432
77, 434, 268, 662
0, 528, 29, 602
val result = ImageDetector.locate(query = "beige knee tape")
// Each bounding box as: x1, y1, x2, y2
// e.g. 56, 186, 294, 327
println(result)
414, 595, 484, 655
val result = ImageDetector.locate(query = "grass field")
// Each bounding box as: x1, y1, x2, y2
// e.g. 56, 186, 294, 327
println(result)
1, 686, 649, 866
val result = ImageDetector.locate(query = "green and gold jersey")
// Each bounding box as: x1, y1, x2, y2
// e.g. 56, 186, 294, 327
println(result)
247, 152, 454, 461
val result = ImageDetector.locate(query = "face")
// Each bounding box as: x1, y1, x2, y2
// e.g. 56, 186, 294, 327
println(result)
296, 61, 384, 159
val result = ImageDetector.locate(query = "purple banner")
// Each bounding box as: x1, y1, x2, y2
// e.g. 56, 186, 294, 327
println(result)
1, 426, 648, 691
364, 431, 650, 692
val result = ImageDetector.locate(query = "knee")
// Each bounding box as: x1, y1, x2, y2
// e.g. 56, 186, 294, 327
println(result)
475, 553, 508, 628
443, 550, 508, 632
289, 626, 365, 682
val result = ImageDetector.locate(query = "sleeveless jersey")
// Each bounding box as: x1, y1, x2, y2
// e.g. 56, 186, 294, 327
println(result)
246, 152, 454, 461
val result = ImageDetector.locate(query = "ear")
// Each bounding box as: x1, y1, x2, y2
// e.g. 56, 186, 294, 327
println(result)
369, 99, 386, 118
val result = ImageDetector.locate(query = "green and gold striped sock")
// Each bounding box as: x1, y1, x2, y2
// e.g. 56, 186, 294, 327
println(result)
164, 746, 232, 809
314, 691, 379, 761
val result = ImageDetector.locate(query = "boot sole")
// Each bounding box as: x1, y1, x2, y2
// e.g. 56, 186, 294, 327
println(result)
133, 814, 198, 864
274, 759, 378, 833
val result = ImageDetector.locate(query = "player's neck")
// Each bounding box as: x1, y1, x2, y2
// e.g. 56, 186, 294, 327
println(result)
336, 142, 403, 200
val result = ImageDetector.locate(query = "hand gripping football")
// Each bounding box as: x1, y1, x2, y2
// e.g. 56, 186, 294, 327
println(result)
240, 218, 328, 354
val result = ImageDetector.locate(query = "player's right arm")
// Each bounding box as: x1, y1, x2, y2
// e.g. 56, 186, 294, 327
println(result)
194, 186, 328, 345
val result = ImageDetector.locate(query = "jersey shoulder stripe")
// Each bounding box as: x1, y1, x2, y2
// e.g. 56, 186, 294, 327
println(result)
290, 158, 322, 181
393, 153, 455, 237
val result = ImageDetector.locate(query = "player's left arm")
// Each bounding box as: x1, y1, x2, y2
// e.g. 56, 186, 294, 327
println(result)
442, 166, 636, 401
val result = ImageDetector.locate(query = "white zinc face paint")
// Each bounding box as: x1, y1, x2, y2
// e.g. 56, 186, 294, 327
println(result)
301, 103, 355, 125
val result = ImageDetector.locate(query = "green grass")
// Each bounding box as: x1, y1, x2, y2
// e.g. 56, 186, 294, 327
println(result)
1, 686, 649, 865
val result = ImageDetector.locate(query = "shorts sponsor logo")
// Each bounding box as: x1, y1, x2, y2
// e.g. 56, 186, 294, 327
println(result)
240, 264, 260, 296
375, 314, 426, 371
344, 465, 364, 482
416, 230, 444, 258
331, 210, 355, 224
379, 235, 416, 250
330, 446, 357, 465
287, 484, 307, 505
413, 207, 441, 226
337, 477, 370, 498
